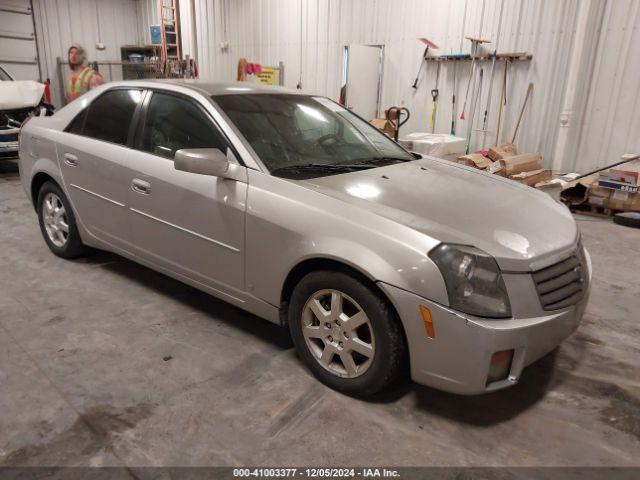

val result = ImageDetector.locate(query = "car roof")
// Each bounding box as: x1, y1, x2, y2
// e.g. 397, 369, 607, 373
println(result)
105, 79, 304, 96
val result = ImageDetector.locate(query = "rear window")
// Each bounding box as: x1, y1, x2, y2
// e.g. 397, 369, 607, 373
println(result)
81, 89, 142, 146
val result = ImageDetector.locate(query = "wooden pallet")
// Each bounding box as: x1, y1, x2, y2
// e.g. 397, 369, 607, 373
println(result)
570, 204, 617, 218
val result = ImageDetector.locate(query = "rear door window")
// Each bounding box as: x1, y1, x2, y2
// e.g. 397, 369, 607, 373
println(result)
138, 91, 228, 159
82, 89, 142, 146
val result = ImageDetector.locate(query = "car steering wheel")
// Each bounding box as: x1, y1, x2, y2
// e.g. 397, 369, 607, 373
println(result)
312, 133, 342, 152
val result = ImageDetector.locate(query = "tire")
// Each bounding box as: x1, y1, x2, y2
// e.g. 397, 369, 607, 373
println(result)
36, 181, 86, 258
613, 212, 640, 229
288, 270, 405, 396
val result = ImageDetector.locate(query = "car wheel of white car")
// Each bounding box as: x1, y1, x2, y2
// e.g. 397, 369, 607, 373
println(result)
289, 270, 405, 396
37, 181, 85, 258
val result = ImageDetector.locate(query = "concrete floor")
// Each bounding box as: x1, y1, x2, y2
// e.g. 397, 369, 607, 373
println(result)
1, 158, 639, 468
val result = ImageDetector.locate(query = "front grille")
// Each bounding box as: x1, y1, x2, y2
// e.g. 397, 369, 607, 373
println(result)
0, 131, 18, 142
2, 107, 33, 125
532, 249, 586, 311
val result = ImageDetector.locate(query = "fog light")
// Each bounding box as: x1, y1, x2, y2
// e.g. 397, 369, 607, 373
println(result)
419, 305, 435, 339
487, 349, 514, 384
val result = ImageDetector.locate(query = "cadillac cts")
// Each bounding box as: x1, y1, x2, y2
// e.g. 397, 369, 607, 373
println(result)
18, 80, 591, 395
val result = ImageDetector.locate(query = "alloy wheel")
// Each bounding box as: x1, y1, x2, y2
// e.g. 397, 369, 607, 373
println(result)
301, 289, 375, 378
42, 192, 69, 247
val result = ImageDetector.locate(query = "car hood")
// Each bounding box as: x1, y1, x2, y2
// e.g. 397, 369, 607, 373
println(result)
297, 157, 578, 271
0, 80, 44, 110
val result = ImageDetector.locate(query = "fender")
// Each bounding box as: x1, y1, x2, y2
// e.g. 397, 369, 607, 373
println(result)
245, 170, 449, 308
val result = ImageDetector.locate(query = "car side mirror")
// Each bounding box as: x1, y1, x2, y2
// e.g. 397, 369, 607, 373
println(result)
174, 148, 246, 182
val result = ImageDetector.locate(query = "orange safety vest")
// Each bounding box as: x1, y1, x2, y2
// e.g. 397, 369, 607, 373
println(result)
66, 66, 94, 101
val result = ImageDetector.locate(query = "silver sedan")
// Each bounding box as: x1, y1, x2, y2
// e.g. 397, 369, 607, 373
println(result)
18, 80, 591, 396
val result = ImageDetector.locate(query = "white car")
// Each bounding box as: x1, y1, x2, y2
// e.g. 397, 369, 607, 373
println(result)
19, 80, 591, 396
0, 66, 52, 159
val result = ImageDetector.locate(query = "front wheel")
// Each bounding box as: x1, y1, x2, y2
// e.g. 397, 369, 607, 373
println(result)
37, 181, 86, 258
288, 270, 405, 396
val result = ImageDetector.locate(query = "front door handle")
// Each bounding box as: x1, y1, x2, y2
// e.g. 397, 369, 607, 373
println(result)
63, 153, 78, 167
131, 178, 151, 195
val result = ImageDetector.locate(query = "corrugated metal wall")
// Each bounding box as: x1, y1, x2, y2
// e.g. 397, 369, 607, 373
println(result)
569, 0, 640, 172
32, 0, 141, 107
30, 0, 640, 172
0, 0, 40, 81
191, 0, 582, 164
136, 0, 157, 45
137, 0, 197, 58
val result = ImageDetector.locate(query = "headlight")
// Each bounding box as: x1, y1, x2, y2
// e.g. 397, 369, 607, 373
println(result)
429, 244, 512, 318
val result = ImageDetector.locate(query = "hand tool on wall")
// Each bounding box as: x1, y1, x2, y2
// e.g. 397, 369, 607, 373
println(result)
411, 38, 439, 90
451, 55, 457, 135
440, 53, 472, 136
480, 0, 505, 148
494, 59, 509, 146
386, 106, 410, 141
511, 83, 534, 144
465, 68, 483, 154
430, 62, 441, 133
459, 36, 491, 121
237, 58, 248, 81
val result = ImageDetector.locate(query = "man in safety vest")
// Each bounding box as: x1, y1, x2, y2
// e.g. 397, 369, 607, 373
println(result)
65, 44, 104, 103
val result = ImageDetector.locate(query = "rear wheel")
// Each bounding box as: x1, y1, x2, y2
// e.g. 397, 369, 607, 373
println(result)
37, 181, 86, 258
288, 270, 405, 396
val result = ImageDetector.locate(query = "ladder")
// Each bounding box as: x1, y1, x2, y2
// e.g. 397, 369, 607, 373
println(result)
158, 0, 181, 67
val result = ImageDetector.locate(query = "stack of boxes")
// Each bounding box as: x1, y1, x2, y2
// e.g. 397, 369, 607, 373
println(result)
589, 160, 640, 212
456, 142, 552, 188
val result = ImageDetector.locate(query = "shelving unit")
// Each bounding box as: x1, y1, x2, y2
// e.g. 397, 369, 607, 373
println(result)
120, 45, 162, 80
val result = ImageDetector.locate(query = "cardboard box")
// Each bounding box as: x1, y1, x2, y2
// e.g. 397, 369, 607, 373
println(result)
535, 179, 564, 201
509, 169, 552, 186
399, 133, 466, 158
587, 186, 612, 207
487, 142, 518, 161
370, 118, 395, 138
607, 190, 640, 211
499, 153, 542, 176
598, 169, 640, 192
597, 159, 640, 192
559, 174, 598, 205
487, 160, 502, 174
457, 153, 492, 170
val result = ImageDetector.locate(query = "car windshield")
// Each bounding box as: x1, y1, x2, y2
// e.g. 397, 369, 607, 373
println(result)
212, 93, 414, 178
0, 67, 12, 81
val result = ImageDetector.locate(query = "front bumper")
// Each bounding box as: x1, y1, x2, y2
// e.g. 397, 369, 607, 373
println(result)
0, 128, 19, 158
378, 251, 591, 395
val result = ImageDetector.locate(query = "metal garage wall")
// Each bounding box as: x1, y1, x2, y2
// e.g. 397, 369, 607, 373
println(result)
0, 0, 40, 80
137, 0, 198, 59
187, 0, 581, 164
31, 0, 141, 108
567, 0, 640, 172
136, 0, 157, 45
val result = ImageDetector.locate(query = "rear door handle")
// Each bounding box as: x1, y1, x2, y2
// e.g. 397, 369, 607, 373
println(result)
63, 153, 78, 167
131, 178, 151, 195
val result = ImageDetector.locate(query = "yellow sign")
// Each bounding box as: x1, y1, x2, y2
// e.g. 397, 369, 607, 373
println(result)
256, 67, 277, 85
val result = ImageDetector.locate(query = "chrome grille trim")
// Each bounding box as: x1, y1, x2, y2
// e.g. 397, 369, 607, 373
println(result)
532, 249, 586, 311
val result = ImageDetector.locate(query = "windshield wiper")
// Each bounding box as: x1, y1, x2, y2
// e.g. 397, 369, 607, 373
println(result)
270, 163, 375, 176
354, 156, 413, 165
